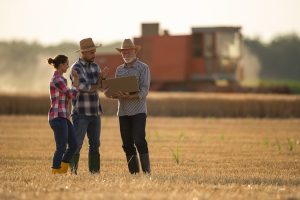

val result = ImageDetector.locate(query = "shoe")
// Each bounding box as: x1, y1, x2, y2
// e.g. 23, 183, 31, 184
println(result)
51, 168, 65, 174
60, 161, 69, 173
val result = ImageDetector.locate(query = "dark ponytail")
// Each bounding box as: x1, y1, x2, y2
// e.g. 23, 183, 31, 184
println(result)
47, 55, 68, 69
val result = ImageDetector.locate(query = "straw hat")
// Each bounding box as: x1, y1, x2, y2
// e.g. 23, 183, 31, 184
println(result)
116, 39, 141, 52
75, 38, 102, 53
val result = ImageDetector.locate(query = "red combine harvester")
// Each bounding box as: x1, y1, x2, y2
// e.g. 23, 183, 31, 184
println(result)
95, 23, 289, 93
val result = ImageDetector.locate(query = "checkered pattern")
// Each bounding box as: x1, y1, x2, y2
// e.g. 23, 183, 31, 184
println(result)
115, 59, 150, 116
70, 59, 102, 116
48, 71, 78, 121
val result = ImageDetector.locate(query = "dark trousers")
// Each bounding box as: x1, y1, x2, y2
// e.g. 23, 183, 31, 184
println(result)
49, 117, 78, 169
119, 113, 148, 156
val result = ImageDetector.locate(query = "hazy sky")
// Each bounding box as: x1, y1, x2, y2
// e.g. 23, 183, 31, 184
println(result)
0, 0, 299, 45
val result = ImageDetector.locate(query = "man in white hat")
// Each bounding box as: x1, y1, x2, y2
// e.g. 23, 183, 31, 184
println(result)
105, 38, 151, 174
69, 38, 108, 174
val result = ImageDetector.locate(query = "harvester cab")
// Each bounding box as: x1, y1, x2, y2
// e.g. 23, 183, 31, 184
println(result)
191, 27, 242, 84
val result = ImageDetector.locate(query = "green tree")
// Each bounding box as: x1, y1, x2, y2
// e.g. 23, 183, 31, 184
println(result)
244, 34, 300, 81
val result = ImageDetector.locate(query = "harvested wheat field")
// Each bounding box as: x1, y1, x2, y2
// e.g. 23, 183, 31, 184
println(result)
0, 116, 299, 200
1, 92, 300, 117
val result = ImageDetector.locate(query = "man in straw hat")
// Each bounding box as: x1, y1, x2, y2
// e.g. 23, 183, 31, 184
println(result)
105, 38, 151, 174
69, 38, 108, 174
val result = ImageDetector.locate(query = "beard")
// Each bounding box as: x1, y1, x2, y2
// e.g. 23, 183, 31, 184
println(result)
87, 57, 95, 63
82, 55, 95, 63
123, 56, 136, 64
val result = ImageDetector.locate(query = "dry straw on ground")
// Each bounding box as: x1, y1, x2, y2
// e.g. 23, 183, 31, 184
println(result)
0, 116, 299, 200
0, 92, 300, 117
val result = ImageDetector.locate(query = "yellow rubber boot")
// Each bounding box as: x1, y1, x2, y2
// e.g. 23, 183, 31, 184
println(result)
60, 162, 69, 173
52, 168, 65, 174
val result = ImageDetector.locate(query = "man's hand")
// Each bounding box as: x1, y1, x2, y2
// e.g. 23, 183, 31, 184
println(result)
72, 69, 78, 78
119, 92, 130, 98
101, 66, 109, 79
104, 90, 138, 99
104, 89, 121, 99
72, 70, 79, 88
98, 67, 109, 91
119, 92, 139, 99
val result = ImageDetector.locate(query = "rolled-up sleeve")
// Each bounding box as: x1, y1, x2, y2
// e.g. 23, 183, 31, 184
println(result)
138, 64, 150, 99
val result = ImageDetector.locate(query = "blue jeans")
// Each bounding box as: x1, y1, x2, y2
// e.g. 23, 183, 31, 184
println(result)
49, 117, 78, 169
72, 114, 101, 155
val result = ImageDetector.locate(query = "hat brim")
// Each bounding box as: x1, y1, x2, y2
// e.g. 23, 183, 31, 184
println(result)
74, 44, 102, 53
116, 45, 141, 53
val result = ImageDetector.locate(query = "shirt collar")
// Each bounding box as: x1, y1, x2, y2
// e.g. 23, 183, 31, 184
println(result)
79, 58, 94, 67
79, 58, 87, 66
124, 58, 138, 68
53, 71, 66, 80
54, 71, 61, 76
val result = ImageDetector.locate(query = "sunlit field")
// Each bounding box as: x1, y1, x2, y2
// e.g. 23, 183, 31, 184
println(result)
0, 116, 299, 200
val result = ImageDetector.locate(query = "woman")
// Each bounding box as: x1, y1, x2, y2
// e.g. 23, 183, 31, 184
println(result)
47, 55, 79, 174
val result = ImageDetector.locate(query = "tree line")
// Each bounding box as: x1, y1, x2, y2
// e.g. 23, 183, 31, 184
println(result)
0, 34, 299, 92
244, 34, 300, 81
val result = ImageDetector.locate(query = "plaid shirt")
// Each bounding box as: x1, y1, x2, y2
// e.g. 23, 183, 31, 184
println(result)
70, 59, 102, 116
48, 71, 78, 121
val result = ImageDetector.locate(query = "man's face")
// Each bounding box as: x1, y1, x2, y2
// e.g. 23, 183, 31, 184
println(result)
81, 49, 96, 63
121, 49, 136, 64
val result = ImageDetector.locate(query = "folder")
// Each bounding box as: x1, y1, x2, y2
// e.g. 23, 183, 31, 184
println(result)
102, 76, 139, 93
